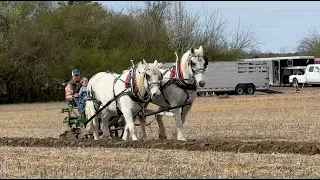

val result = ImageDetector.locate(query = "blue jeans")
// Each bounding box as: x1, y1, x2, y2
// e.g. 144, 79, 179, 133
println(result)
66, 97, 82, 114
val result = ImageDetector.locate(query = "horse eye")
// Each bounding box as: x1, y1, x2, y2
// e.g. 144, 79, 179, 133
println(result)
191, 62, 195, 66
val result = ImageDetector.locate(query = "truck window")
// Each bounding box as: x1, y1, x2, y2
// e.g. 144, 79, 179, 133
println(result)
309, 66, 315, 72
315, 66, 320, 72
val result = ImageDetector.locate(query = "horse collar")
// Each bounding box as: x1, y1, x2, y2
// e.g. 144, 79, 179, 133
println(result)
125, 68, 139, 93
125, 68, 150, 103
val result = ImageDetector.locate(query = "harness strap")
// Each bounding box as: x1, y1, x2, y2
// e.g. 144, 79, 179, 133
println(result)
113, 75, 123, 116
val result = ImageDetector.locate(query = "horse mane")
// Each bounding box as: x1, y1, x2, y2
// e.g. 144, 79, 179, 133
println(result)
180, 50, 191, 77
180, 48, 204, 77
135, 63, 146, 97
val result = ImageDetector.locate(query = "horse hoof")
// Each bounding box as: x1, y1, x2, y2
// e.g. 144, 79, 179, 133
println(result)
177, 137, 187, 141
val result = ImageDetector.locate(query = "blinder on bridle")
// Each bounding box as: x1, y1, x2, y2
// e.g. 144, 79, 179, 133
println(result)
140, 68, 162, 94
187, 53, 208, 76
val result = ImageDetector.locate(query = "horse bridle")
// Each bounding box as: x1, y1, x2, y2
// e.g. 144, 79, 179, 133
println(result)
186, 53, 207, 83
136, 68, 162, 102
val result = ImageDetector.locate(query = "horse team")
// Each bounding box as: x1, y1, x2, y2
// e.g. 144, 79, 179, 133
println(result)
84, 46, 207, 141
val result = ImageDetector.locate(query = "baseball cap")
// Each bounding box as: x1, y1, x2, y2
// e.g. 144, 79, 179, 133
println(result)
72, 69, 80, 76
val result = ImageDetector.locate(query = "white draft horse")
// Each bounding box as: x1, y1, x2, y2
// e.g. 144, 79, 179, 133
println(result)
138, 46, 208, 141
85, 60, 163, 141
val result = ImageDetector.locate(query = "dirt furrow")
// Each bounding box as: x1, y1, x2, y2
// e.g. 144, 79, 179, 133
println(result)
0, 137, 319, 155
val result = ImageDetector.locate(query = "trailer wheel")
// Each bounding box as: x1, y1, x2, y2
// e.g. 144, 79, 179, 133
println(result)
245, 84, 255, 95
235, 86, 245, 95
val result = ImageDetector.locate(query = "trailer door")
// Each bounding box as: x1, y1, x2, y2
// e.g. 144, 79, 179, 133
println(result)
273, 60, 280, 84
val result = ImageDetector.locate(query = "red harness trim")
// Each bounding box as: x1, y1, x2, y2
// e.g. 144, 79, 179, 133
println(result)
125, 72, 139, 92
169, 61, 184, 79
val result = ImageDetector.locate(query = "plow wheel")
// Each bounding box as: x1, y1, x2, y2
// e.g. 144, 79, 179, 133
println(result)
109, 116, 125, 140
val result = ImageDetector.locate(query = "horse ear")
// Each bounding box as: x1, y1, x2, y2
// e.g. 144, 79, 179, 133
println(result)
142, 59, 149, 69
154, 60, 158, 67
199, 46, 203, 53
191, 47, 195, 54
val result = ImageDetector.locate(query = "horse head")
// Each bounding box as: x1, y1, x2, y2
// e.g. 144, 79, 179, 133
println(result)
181, 45, 207, 87
136, 59, 163, 100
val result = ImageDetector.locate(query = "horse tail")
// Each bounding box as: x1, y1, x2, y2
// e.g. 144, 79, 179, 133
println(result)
85, 100, 94, 134
85, 74, 98, 134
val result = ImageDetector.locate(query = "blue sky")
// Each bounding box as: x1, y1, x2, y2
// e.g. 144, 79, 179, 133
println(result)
99, 1, 320, 53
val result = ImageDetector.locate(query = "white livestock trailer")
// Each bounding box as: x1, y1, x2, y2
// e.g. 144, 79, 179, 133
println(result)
160, 60, 270, 96
240, 56, 315, 86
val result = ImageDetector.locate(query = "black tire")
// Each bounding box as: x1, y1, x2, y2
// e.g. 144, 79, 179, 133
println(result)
245, 84, 255, 95
214, 92, 222, 96
235, 86, 245, 95
292, 78, 298, 87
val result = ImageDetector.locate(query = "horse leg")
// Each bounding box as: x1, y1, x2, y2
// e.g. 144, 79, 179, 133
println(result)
92, 117, 100, 140
138, 115, 147, 140
181, 104, 192, 125
122, 124, 130, 141
155, 107, 167, 140
173, 107, 186, 141
122, 109, 138, 141
100, 112, 113, 139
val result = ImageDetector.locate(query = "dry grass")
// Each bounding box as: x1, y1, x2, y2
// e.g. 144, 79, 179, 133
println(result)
1, 147, 320, 178
1, 87, 320, 178
2, 146, 320, 178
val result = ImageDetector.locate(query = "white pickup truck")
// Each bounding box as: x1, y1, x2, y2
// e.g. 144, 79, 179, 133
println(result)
289, 64, 320, 86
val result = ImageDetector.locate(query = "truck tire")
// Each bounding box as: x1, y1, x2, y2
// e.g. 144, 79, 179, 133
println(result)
235, 85, 245, 95
245, 84, 255, 95
292, 78, 298, 87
